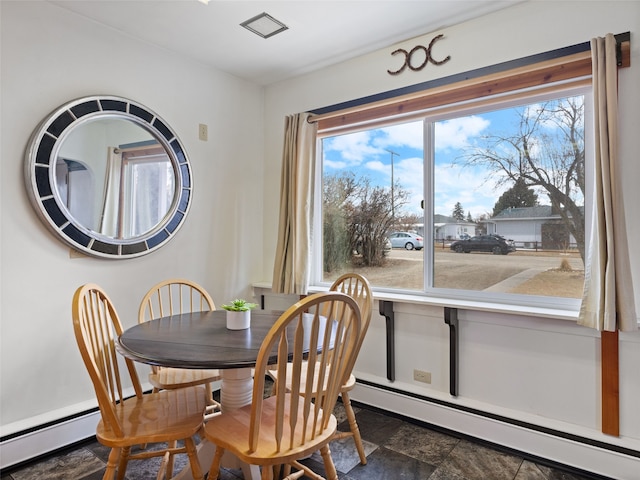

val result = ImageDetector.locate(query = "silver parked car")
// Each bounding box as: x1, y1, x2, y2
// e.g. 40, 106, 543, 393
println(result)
388, 232, 423, 250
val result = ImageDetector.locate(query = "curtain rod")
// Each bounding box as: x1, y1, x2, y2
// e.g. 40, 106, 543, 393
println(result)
308, 31, 630, 123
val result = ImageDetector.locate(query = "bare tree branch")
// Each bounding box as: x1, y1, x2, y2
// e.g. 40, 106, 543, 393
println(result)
460, 96, 585, 260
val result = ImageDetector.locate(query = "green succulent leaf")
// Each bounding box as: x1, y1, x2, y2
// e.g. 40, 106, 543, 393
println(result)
221, 298, 258, 311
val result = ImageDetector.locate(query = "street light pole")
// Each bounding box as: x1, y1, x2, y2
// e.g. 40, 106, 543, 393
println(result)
385, 149, 399, 219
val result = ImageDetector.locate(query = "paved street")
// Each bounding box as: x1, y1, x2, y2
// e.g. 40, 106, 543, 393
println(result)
345, 247, 584, 295
391, 246, 583, 269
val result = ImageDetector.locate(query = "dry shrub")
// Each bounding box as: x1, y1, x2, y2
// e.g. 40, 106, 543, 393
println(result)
558, 257, 573, 272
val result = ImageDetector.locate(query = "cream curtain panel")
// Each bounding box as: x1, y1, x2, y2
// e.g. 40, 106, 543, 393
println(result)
99, 147, 122, 237
578, 34, 637, 332
272, 113, 318, 294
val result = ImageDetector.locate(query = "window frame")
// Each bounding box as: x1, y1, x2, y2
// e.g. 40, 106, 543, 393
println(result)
312, 78, 593, 315
424, 83, 592, 311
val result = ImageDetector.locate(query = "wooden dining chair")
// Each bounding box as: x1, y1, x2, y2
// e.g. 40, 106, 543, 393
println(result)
203, 291, 362, 480
139, 279, 222, 409
72, 283, 206, 480
327, 273, 373, 464
268, 273, 373, 465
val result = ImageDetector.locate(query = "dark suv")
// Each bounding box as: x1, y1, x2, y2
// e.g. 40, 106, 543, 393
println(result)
450, 234, 516, 255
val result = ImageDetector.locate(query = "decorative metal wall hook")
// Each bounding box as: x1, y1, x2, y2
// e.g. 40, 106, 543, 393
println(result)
388, 34, 451, 76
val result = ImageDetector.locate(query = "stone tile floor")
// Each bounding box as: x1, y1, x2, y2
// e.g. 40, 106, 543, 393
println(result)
1, 400, 610, 480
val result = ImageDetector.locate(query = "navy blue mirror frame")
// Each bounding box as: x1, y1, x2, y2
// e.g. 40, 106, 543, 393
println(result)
24, 96, 192, 259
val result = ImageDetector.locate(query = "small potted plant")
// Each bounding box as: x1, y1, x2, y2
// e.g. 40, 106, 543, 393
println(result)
221, 298, 258, 330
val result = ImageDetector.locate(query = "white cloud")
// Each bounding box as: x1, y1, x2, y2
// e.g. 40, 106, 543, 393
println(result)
523, 97, 584, 131
376, 122, 423, 150
322, 117, 505, 216
395, 157, 425, 214
364, 159, 387, 172
435, 115, 490, 151
395, 157, 424, 191
323, 130, 378, 165
433, 163, 507, 217
364, 156, 423, 187
324, 159, 348, 169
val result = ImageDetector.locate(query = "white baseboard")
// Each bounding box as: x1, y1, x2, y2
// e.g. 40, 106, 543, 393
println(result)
0, 410, 100, 470
4, 382, 639, 479
0, 385, 147, 471
350, 382, 640, 480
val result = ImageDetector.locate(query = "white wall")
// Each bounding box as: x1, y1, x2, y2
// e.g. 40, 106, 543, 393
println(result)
262, 1, 640, 478
2, 0, 640, 477
0, 0, 264, 436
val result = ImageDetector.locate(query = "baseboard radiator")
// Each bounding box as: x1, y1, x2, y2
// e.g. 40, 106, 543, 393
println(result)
1, 409, 100, 470
351, 381, 640, 480
3, 382, 640, 479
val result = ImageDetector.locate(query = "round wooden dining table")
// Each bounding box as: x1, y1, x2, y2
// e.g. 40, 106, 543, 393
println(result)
118, 309, 283, 369
117, 309, 286, 480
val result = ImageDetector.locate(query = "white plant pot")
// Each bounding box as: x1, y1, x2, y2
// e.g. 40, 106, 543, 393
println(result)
226, 310, 251, 330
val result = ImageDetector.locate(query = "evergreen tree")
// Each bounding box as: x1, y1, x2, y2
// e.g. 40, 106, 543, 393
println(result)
452, 202, 465, 221
492, 178, 538, 216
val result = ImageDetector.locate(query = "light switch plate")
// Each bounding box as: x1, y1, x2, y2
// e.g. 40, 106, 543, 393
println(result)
198, 123, 208, 141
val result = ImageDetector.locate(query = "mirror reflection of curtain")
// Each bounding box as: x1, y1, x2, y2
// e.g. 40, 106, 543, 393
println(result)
56, 159, 95, 230
99, 144, 174, 239
99, 147, 122, 237
121, 153, 173, 238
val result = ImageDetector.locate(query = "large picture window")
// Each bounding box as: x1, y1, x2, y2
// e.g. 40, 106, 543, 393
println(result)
316, 83, 591, 309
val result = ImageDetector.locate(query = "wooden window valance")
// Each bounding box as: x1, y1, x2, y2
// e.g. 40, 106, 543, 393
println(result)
310, 32, 630, 133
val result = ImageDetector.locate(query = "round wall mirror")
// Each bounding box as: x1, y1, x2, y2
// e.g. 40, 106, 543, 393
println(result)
24, 95, 192, 259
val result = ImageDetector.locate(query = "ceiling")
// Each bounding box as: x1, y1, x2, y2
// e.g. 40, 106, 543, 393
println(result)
49, 0, 524, 86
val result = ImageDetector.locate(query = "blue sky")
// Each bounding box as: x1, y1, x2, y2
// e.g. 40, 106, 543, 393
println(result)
322, 111, 514, 219
322, 94, 585, 220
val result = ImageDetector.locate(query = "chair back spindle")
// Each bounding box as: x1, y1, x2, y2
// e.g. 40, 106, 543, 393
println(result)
137, 278, 221, 410
329, 273, 373, 375
139, 278, 215, 323
73, 284, 143, 438
249, 292, 360, 454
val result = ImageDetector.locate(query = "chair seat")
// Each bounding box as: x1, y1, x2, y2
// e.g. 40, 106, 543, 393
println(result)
342, 373, 356, 391
96, 386, 207, 447
203, 394, 337, 465
149, 368, 221, 390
